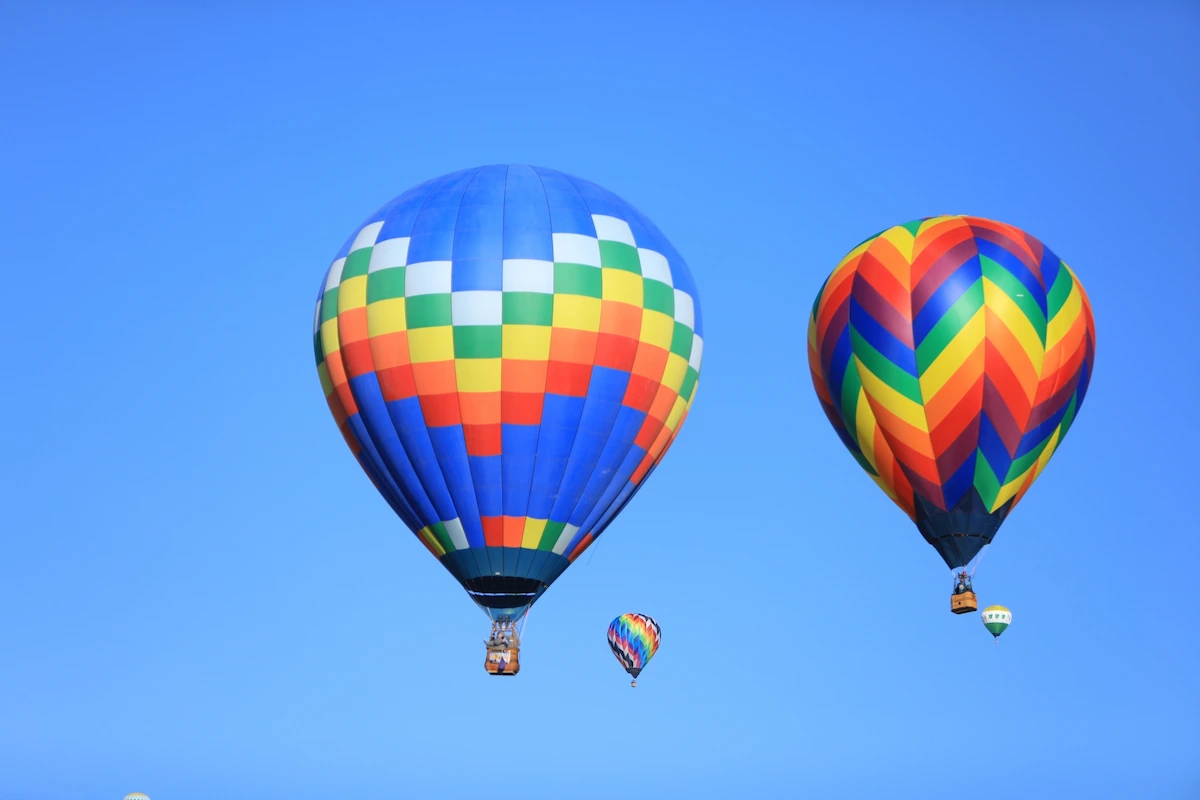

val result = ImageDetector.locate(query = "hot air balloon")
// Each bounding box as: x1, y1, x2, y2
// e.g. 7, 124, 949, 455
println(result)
314, 166, 703, 673
607, 613, 661, 687
807, 216, 1095, 613
981, 605, 1011, 641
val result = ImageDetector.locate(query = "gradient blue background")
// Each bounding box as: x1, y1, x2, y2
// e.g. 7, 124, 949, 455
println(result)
2, 3, 1196, 798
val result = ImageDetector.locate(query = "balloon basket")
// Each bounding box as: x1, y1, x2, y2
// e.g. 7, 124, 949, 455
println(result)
950, 590, 978, 615
484, 620, 521, 676
630, 680, 637, 688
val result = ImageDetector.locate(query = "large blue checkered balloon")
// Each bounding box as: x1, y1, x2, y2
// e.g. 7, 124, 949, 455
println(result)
314, 166, 704, 623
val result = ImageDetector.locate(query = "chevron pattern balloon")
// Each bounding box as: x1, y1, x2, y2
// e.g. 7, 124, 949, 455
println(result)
807, 216, 1096, 568
607, 613, 661, 680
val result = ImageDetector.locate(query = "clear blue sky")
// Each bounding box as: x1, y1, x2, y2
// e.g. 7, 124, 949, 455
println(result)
2, 3, 1197, 798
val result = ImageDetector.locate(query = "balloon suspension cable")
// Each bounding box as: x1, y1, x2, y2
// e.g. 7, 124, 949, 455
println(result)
585, 537, 603, 567
969, 544, 990, 578
517, 607, 531, 640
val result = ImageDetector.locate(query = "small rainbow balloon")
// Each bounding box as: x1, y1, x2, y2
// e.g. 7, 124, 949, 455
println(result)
607, 613, 661, 687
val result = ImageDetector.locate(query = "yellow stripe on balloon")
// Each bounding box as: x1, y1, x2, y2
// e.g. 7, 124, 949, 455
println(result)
994, 467, 1028, 510
407, 326, 454, 363
418, 526, 447, 557
639, 309, 674, 350
366, 298, 407, 337
502, 324, 552, 360
1033, 425, 1062, 479
854, 385, 881, 471
337, 275, 368, 310
917, 216, 958, 235
661, 353, 688, 393
320, 318, 340, 355
919, 306, 984, 401
1047, 282, 1083, 350
858, 361, 930, 433
983, 277, 1045, 376
455, 358, 501, 393
665, 395, 688, 430
836, 241, 873, 272
521, 518, 547, 549
878, 226, 916, 263
868, 471, 899, 504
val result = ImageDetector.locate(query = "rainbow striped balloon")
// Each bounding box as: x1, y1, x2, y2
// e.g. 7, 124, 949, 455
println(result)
807, 216, 1096, 569
607, 613, 661, 683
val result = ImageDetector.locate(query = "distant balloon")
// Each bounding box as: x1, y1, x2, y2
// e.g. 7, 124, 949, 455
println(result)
608, 613, 661, 687
982, 605, 1012, 641
807, 216, 1096, 611
124, 794, 151, 800
314, 166, 703, 671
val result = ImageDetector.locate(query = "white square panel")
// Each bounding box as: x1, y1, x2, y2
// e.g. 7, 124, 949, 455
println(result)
368, 237, 410, 273
350, 221, 384, 252
552, 523, 581, 555
673, 289, 695, 328
637, 248, 672, 286
452, 291, 503, 326
443, 517, 469, 550
689, 335, 704, 371
324, 257, 346, 292
552, 233, 602, 267
502, 259, 554, 293
592, 214, 636, 246
404, 261, 453, 296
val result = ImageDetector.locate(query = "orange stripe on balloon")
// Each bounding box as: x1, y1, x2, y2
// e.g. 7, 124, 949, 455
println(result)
923, 342, 984, 430
502, 516, 525, 548
599, 300, 643, 338
911, 218, 972, 287
929, 376, 983, 456
862, 236, 915, 294
631, 343, 669, 380
368, 331, 411, 370
816, 262, 857, 335
337, 307, 369, 344
567, 532, 594, 561
411, 360, 458, 396
549, 328, 598, 364
982, 307, 1039, 406
870, 412, 940, 487
982, 339, 1034, 434
868, 400, 937, 463
459, 392, 501, 424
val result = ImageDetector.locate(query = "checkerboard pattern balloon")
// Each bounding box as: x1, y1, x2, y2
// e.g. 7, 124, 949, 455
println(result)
315, 166, 703, 619
808, 216, 1095, 569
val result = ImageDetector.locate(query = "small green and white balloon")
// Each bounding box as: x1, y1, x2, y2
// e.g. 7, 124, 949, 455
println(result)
981, 605, 1011, 641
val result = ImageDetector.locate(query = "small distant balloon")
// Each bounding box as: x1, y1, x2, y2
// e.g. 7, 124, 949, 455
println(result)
124, 794, 151, 800
981, 605, 1012, 641
607, 613, 661, 687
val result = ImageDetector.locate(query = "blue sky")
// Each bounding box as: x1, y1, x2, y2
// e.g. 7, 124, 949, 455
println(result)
2, 3, 1197, 798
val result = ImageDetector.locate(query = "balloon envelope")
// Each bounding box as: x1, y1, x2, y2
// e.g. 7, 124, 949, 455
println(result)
315, 166, 704, 619
608, 613, 661, 676
807, 216, 1095, 568
982, 604, 1012, 638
